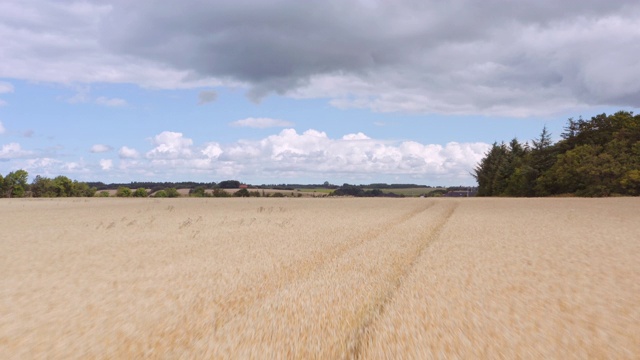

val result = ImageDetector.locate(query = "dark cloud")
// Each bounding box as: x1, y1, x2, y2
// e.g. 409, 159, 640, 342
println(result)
198, 90, 217, 105
3, 1, 639, 116
96, 0, 640, 115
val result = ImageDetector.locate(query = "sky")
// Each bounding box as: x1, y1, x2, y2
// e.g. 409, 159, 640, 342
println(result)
1, 1, 639, 186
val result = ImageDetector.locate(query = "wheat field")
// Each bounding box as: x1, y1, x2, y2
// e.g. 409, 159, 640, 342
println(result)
1, 197, 638, 358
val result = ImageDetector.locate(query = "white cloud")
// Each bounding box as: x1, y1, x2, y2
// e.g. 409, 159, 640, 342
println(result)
118, 159, 140, 170
0, 121, 5, 134
95, 96, 127, 107
0, 81, 11, 107
66, 86, 91, 104
0, 81, 13, 94
202, 143, 223, 159
342, 132, 371, 140
99, 159, 113, 170
24, 157, 90, 175
146, 131, 193, 159
230, 117, 295, 129
118, 146, 139, 159
0, 155, 93, 179
90, 144, 112, 153
65, 86, 127, 107
0, 142, 32, 159
0, 81, 13, 106
23, 158, 62, 177
129, 129, 489, 184
4, 127, 490, 184
62, 161, 82, 171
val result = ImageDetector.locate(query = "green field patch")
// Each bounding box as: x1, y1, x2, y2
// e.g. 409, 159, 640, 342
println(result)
296, 188, 334, 194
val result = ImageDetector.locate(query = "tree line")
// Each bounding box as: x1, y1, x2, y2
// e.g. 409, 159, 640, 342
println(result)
0, 173, 287, 198
473, 111, 640, 197
0, 170, 97, 198
330, 184, 403, 197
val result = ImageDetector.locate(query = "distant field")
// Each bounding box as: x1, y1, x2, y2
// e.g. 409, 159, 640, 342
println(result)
102, 187, 442, 197
120, 188, 322, 197
1, 198, 638, 358
374, 187, 446, 196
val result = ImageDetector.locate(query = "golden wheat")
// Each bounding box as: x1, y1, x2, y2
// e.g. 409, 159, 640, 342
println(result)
1, 198, 638, 358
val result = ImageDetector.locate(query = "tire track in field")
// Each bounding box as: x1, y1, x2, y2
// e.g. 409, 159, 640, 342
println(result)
139, 201, 438, 352
211, 200, 459, 358
211, 201, 436, 328
346, 202, 458, 359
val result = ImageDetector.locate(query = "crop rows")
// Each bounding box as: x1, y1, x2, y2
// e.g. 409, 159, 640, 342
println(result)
1, 198, 638, 358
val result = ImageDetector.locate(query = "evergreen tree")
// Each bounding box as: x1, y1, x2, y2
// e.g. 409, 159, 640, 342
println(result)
475, 111, 640, 197
473, 143, 510, 196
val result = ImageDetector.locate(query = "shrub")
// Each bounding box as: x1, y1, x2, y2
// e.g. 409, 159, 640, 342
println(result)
154, 190, 167, 198
233, 188, 250, 197
190, 186, 208, 197
212, 188, 230, 197
98, 191, 110, 197
132, 188, 148, 197
165, 188, 180, 198
116, 186, 132, 197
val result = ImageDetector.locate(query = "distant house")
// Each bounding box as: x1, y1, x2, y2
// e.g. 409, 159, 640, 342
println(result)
239, 184, 249, 190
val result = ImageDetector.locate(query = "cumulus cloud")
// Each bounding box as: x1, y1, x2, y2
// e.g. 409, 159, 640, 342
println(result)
202, 143, 223, 159
219, 129, 490, 182
62, 161, 85, 172
146, 131, 193, 159
0, 142, 32, 159
95, 96, 127, 107
342, 133, 371, 140
118, 146, 139, 159
198, 90, 217, 105
90, 144, 112, 153
4, 127, 490, 184
20, 158, 68, 178
99, 159, 113, 170
102, 129, 490, 184
230, 117, 295, 129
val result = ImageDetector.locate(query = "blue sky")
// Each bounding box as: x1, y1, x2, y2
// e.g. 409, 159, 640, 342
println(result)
1, 1, 639, 186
